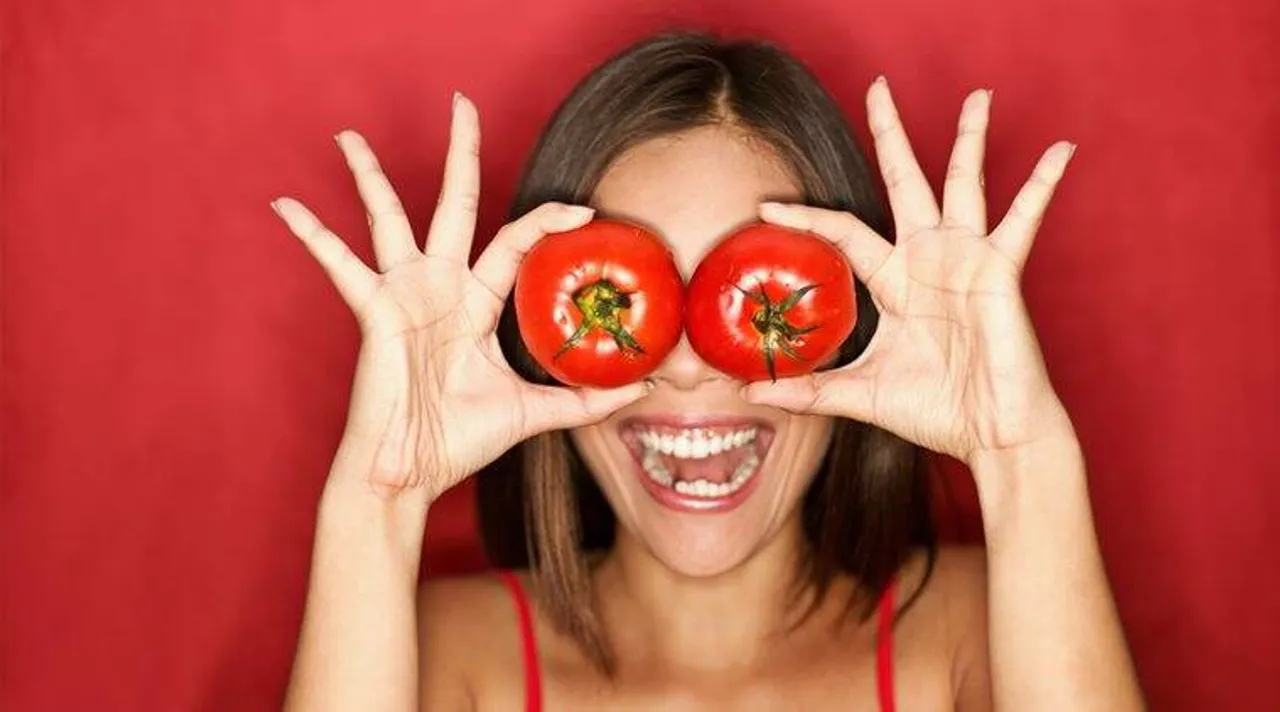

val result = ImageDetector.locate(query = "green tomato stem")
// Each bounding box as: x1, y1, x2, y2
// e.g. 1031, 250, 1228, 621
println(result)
740, 283, 822, 381
554, 279, 645, 360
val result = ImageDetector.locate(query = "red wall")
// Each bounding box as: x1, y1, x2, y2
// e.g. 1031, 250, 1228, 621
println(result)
3, 1, 1276, 709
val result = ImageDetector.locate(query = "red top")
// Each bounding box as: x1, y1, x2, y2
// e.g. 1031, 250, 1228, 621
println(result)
496, 571, 898, 711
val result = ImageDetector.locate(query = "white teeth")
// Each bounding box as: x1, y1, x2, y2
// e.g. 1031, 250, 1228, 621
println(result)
639, 427, 758, 459
691, 438, 710, 459
673, 436, 692, 459
733, 451, 760, 483
668, 476, 749, 499
641, 448, 672, 486
635, 426, 764, 498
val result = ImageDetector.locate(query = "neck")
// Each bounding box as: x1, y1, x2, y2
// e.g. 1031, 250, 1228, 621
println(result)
593, 514, 827, 673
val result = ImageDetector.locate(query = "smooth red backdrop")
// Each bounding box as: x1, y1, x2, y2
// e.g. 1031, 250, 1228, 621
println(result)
3, 0, 1277, 709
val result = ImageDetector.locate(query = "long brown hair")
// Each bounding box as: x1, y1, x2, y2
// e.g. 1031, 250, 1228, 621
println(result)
477, 30, 936, 672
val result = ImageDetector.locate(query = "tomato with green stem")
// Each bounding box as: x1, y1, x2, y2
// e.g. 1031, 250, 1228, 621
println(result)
514, 219, 685, 388
686, 223, 857, 382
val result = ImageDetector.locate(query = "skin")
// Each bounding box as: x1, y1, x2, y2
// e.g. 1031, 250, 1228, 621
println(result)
568, 126, 834, 580
274, 80, 1145, 711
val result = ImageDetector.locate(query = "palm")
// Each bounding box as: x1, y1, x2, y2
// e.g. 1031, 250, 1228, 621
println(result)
854, 228, 1052, 458
345, 258, 530, 488
272, 98, 643, 498
750, 80, 1076, 463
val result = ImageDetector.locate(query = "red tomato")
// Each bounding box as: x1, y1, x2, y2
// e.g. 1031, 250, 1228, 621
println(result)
685, 223, 856, 382
514, 219, 685, 388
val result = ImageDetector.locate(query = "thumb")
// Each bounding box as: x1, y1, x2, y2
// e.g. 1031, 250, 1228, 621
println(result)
523, 379, 652, 434
741, 372, 875, 422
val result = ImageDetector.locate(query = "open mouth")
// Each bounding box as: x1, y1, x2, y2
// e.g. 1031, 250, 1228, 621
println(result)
618, 417, 775, 513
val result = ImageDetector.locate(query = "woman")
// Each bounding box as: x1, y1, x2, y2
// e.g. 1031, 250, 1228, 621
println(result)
272, 32, 1144, 711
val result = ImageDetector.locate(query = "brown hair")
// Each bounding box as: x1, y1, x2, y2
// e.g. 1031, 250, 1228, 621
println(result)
477, 30, 937, 672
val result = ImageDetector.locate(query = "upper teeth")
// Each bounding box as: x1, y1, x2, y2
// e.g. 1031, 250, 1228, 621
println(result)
639, 428, 757, 459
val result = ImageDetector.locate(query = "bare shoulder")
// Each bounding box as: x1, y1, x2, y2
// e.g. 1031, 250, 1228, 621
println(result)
419, 573, 518, 639
895, 545, 989, 649
929, 545, 988, 603
417, 573, 527, 711
898, 545, 988, 609
894, 545, 991, 703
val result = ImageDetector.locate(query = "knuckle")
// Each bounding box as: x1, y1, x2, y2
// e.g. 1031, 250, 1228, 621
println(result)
869, 105, 903, 141
870, 119, 897, 141
1029, 171, 1058, 189
536, 201, 569, 216
1007, 198, 1042, 227
437, 187, 479, 215
883, 164, 910, 190
354, 161, 384, 179
944, 162, 973, 183
824, 211, 858, 237
490, 221, 515, 246
368, 203, 408, 229
305, 222, 332, 243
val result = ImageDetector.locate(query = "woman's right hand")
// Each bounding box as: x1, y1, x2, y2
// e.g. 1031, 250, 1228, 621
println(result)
271, 94, 648, 502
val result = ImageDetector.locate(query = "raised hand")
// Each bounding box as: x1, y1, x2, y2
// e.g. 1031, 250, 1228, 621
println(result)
744, 78, 1076, 464
272, 95, 647, 500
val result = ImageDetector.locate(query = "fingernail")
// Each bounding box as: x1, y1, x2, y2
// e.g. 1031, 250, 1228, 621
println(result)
569, 204, 595, 217
873, 74, 887, 86
1068, 142, 1079, 158
642, 378, 656, 393
333, 131, 346, 147
269, 198, 284, 216
985, 88, 994, 100
452, 91, 463, 110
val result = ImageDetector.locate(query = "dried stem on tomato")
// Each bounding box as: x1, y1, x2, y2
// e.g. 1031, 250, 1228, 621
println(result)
739, 283, 821, 381
554, 279, 645, 359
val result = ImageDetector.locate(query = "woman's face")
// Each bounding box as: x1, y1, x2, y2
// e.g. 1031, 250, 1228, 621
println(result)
568, 126, 835, 577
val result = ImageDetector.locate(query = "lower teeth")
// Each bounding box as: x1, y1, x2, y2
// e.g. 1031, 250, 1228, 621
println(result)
642, 448, 760, 499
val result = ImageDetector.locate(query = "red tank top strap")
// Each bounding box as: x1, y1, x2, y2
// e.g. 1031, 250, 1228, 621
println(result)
497, 569, 893, 712
495, 570, 543, 712
875, 576, 898, 712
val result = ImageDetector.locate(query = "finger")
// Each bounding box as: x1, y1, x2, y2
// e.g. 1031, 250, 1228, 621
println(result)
741, 371, 876, 423
941, 89, 992, 234
424, 92, 481, 262
272, 197, 379, 312
335, 130, 419, 272
522, 380, 651, 434
867, 76, 941, 236
758, 202, 894, 290
991, 141, 1076, 268
466, 202, 595, 324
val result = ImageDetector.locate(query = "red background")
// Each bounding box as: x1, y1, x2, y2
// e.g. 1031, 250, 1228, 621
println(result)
3, 0, 1277, 709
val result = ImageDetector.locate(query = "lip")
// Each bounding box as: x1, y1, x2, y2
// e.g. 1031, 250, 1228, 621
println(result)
618, 414, 775, 514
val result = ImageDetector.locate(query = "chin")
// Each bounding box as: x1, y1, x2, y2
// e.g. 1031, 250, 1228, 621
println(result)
570, 409, 832, 579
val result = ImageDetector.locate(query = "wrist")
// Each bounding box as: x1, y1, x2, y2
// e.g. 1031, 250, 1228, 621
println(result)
969, 429, 1090, 544
316, 478, 432, 575
318, 436, 436, 562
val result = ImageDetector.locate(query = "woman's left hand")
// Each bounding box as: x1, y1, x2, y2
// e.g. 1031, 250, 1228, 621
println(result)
744, 77, 1076, 465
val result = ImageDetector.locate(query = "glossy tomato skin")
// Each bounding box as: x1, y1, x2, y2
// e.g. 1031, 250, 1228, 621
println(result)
685, 223, 856, 382
514, 219, 684, 388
